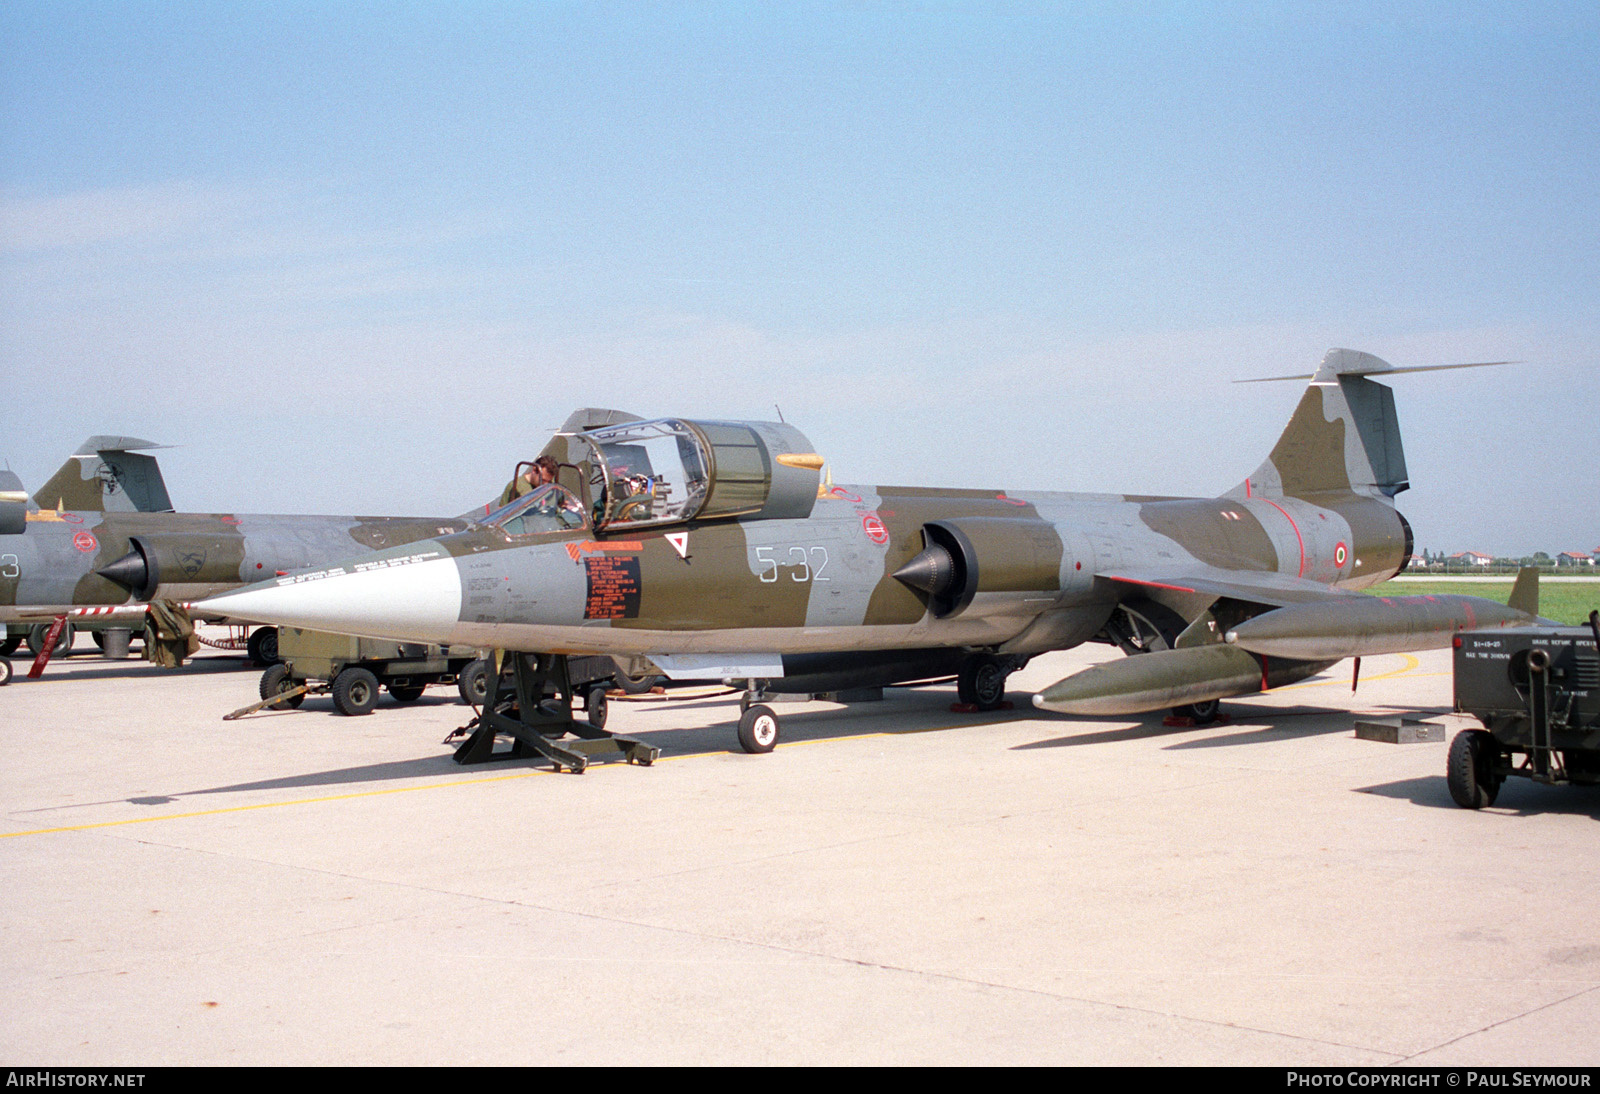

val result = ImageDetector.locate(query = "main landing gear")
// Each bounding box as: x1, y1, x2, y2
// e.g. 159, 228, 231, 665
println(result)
450, 652, 659, 773
956, 653, 1017, 711
1107, 598, 1225, 726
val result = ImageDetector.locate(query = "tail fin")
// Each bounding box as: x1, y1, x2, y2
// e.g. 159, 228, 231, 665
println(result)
1232, 349, 1410, 501
1231, 348, 1510, 503
33, 436, 175, 513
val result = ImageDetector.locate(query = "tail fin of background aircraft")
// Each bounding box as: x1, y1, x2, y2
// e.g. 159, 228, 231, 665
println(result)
1229, 348, 1508, 504
32, 436, 175, 513
0, 470, 26, 534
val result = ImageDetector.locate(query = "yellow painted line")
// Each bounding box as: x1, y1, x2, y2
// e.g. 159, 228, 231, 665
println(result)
1, 711, 1024, 841
0, 766, 567, 840
1276, 653, 1421, 690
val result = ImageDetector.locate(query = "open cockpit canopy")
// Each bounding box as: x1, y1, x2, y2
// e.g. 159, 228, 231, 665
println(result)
480, 483, 589, 538
574, 418, 822, 531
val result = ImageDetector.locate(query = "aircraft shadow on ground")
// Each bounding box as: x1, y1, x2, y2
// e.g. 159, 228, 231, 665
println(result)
1358, 774, 1600, 819
169, 754, 471, 800
125, 688, 1485, 804
151, 688, 1021, 802
1015, 702, 1458, 752
1162, 704, 1456, 750
1014, 704, 1352, 750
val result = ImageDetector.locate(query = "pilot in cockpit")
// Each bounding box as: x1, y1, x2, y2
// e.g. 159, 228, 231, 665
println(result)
498, 455, 558, 506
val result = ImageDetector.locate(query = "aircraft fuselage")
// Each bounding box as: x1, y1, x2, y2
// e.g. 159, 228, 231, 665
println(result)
202, 481, 1410, 658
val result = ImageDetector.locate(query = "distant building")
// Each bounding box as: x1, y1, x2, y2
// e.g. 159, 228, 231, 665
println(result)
1558, 551, 1594, 567
1449, 551, 1495, 567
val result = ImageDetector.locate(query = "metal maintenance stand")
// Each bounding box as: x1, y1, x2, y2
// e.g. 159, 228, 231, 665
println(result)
451, 652, 658, 773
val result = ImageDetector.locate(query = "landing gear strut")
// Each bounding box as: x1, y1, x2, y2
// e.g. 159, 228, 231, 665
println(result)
451, 653, 658, 772
1107, 598, 1224, 725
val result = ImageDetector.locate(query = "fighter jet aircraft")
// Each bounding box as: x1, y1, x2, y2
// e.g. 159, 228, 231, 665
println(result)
199, 349, 1539, 764
0, 436, 477, 664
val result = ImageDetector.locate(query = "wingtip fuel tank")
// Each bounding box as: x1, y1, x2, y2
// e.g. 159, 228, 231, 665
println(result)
1032, 643, 1337, 716
1032, 644, 1267, 715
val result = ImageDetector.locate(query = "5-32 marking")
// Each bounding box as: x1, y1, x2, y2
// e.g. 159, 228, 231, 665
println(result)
754, 546, 830, 584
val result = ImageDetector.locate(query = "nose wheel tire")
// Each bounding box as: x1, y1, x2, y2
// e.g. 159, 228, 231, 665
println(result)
737, 704, 780, 754
331, 667, 380, 717
0, 657, 12, 686
258, 663, 304, 709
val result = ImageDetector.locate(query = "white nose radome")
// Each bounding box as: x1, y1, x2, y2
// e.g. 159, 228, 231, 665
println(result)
199, 556, 462, 645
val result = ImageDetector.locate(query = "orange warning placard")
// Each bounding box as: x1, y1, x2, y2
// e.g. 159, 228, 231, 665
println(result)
584, 556, 642, 620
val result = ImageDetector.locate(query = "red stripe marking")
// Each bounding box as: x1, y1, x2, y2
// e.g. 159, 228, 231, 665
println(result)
1106, 575, 1197, 593
1261, 497, 1305, 577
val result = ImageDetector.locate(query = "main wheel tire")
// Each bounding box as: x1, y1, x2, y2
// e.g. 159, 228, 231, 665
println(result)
388, 682, 426, 703
331, 667, 380, 716
1447, 729, 1502, 809
91, 631, 106, 651
458, 659, 490, 706
0, 657, 12, 686
247, 626, 280, 666
1172, 697, 1222, 725
958, 655, 1009, 710
26, 621, 73, 657
586, 686, 609, 730
0, 634, 19, 657
613, 670, 661, 695
259, 663, 305, 709
737, 703, 781, 753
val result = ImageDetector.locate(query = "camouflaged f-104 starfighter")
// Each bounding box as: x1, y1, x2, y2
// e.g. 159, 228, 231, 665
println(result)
199, 349, 1541, 763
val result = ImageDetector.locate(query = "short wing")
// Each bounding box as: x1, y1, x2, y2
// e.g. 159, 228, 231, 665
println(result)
1098, 567, 1366, 610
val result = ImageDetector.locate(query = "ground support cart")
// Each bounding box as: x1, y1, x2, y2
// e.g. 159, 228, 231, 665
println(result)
1449, 615, 1600, 808
257, 626, 484, 716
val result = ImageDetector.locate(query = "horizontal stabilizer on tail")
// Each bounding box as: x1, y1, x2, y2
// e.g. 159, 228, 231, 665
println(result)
1227, 348, 1512, 503
1236, 350, 1514, 384
34, 436, 175, 513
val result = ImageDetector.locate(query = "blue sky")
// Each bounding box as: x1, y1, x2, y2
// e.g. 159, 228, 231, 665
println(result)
2, 2, 1596, 556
